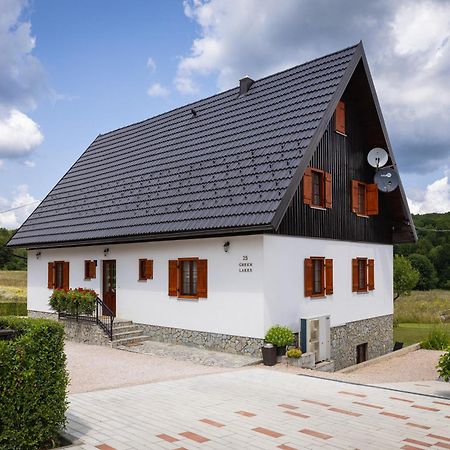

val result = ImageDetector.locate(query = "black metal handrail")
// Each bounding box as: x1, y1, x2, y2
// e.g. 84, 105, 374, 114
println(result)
58, 296, 114, 340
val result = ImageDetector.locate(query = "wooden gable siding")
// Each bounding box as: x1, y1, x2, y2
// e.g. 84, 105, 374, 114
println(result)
276, 97, 393, 244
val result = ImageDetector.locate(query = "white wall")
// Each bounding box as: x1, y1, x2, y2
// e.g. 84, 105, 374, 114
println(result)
262, 234, 393, 332
27, 235, 266, 338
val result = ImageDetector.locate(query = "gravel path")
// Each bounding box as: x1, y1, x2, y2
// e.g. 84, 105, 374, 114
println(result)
65, 341, 232, 394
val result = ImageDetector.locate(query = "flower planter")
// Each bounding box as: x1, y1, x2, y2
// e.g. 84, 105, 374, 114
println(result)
286, 352, 316, 369
261, 344, 277, 366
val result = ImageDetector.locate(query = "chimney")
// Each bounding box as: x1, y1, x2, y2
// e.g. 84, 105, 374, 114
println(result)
239, 76, 254, 95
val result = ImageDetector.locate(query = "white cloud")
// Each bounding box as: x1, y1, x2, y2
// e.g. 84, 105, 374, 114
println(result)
0, 108, 43, 157
147, 57, 156, 72
147, 82, 170, 98
408, 171, 450, 214
0, 184, 39, 229
23, 159, 35, 167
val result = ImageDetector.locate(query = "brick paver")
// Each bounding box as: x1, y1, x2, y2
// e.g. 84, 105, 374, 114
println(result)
65, 368, 450, 449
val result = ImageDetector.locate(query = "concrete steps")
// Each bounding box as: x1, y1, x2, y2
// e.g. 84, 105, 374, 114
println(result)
111, 319, 151, 347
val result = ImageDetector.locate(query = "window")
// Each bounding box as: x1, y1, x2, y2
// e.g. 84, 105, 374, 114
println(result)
352, 258, 375, 292
304, 257, 333, 297
84, 260, 97, 280
335, 100, 346, 135
351, 180, 378, 216
48, 261, 69, 290
356, 343, 368, 364
168, 258, 208, 299
138, 259, 153, 281
303, 168, 332, 208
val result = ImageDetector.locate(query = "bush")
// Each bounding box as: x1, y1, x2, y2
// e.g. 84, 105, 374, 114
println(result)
0, 302, 27, 316
437, 348, 450, 382
286, 348, 302, 358
0, 317, 69, 449
421, 325, 450, 350
394, 255, 419, 300
49, 288, 97, 315
408, 254, 438, 291
265, 325, 295, 347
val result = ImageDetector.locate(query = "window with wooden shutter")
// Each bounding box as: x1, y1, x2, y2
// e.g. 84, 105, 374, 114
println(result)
366, 184, 379, 216
197, 259, 208, 298
325, 259, 333, 295
335, 100, 346, 135
368, 259, 375, 290
351, 180, 379, 217
62, 262, 70, 290
139, 259, 153, 281
304, 167, 332, 209
303, 167, 312, 205
84, 260, 96, 280
168, 260, 178, 296
48, 262, 55, 289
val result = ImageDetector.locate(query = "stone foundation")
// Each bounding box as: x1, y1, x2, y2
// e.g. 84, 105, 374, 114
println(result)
137, 323, 264, 357
28, 310, 110, 346
330, 314, 393, 370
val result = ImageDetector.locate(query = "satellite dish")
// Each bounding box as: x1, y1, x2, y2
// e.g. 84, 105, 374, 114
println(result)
367, 147, 389, 168
374, 167, 399, 192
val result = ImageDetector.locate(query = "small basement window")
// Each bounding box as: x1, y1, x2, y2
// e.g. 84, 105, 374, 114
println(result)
356, 343, 368, 364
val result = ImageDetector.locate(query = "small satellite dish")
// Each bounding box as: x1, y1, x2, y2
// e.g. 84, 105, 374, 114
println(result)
367, 147, 389, 168
374, 167, 399, 192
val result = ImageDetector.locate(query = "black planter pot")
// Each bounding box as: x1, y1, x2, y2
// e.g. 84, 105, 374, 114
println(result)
261, 345, 277, 366
276, 345, 287, 357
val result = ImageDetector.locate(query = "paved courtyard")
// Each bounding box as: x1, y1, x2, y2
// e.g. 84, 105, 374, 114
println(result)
64, 368, 450, 450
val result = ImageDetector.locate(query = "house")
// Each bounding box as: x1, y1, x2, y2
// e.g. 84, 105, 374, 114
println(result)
8, 42, 416, 369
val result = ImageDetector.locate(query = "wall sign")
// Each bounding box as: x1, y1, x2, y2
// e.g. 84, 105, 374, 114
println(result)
239, 255, 253, 273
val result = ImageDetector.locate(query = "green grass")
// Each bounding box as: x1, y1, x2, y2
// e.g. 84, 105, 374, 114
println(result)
0, 270, 27, 288
394, 323, 438, 346
0, 270, 27, 315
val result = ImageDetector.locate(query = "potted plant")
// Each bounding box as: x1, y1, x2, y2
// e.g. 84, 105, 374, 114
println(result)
286, 347, 302, 367
265, 325, 295, 358
261, 343, 277, 366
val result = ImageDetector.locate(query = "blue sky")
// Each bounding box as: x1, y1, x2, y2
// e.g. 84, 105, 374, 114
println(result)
0, 0, 449, 227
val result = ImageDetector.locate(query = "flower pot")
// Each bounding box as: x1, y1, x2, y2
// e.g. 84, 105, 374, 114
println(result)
276, 345, 287, 357
261, 344, 277, 366
287, 357, 302, 367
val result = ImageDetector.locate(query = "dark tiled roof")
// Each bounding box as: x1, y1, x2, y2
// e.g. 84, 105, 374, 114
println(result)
9, 44, 360, 247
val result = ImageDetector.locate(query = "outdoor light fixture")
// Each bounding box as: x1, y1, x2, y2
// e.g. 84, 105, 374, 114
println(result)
103, 248, 110, 257
223, 241, 230, 253
36, 251, 41, 260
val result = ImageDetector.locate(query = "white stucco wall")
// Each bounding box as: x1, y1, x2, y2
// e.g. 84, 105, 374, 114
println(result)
263, 234, 393, 332
27, 235, 265, 338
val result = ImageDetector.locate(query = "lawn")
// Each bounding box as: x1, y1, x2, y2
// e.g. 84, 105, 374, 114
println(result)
0, 271, 27, 315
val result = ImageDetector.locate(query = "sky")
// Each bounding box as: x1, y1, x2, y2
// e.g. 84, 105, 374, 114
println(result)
0, 0, 449, 228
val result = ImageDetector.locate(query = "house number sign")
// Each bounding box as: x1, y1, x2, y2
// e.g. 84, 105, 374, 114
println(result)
239, 256, 253, 273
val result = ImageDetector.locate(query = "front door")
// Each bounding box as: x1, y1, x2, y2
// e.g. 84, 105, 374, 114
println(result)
102, 260, 116, 316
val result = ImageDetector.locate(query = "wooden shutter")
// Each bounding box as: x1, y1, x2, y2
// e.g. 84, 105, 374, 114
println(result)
352, 258, 358, 292
325, 259, 333, 295
47, 262, 55, 289
62, 261, 70, 290
304, 258, 313, 297
366, 184, 379, 216
168, 260, 178, 296
325, 172, 332, 208
368, 259, 375, 291
89, 260, 97, 279
335, 100, 346, 134
303, 167, 312, 205
145, 259, 153, 280
351, 180, 359, 213
197, 259, 208, 298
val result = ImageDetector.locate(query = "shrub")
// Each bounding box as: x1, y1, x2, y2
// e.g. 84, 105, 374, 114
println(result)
421, 325, 450, 350
437, 348, 450, 382
0, 316, 69, 449
265, 325, 295, 347
0, 302, 27, 316
394, 255, 419, 300
49, 288, 97, 315
408, 253, 438, 291
286, 348, 302, 358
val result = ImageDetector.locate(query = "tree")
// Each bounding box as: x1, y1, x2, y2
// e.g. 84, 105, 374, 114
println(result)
0, 228, 27, 270
429, 244, 450, 289
408, 253, 438, 291
393, 255, 419, 300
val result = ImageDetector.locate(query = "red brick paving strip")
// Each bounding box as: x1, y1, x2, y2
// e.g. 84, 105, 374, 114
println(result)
380, 411, 409, 420
338, 391, 367, 398
235, 410, 256, 417
179, 431, 210, 443
328, 407, 362, 417
156, 434, 179, 443
403, 438, 432, 447
199, 418, 225, 427
427, 434, 450, 443
434, 401, 450, 407
278, 445, 298, 450
283, 410, 310, 419
402, 446, 424, 450
390, 396, 414, 403
301, 399, 330, 407
435, 443, 450, 449
95, 446, 116, 450
353, 401, 384, 410
278, 403, 298, 410
411, 404, 440, 412
406, 422, 431, 430
252, 427, 284, 438
299, 428, 332, 440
